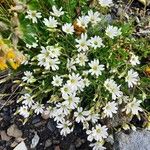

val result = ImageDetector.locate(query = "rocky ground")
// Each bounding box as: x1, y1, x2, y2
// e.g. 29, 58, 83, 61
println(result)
0, 1, 150, 150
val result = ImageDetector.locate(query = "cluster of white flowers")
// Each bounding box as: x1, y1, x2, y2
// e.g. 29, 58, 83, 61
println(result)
87, 124, 108, 149
18, 3, 145, 150
18, 93, 45, 118
37, 45, 61, 70
104, 79, 123, 100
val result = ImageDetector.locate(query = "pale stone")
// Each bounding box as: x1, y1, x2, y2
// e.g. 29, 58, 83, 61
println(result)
113, 130, 150, 150
13, 141, 27, 150
7, 124, 22, 138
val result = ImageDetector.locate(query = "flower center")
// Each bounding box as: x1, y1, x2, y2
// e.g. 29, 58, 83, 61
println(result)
31, 12, 36, 17
93, 66, 98, 71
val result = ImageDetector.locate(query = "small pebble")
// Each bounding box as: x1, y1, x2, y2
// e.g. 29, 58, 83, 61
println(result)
0, 130, 11, 141
45, 139, 52, 148
7, 124, 22, 138
53, 139, 60, 145
30, 132, 40, 149
13, 141, 27, 150
47, 119, 56, 132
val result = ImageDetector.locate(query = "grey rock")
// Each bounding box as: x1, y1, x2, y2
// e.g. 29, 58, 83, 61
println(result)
11, 141, 19, 148
13, 141, 27, 150
53, 139, 60, 145
32, 116, 41, 125
42, 110, 50, 120
75, 138, 85, 148
45, 139, 52, 148
30, 132, 40, 149
68, 144, 76, 150
113, 130, 150, 150
47, 119, 56, 132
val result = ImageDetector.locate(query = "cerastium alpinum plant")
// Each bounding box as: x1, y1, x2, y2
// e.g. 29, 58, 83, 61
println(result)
1, 0, 149, 149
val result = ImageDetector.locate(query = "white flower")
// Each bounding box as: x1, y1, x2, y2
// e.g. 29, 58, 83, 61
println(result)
22, 94, 34, 108
125, 69, 139, 88
77, 79, 86, 92
82, 70, 89, 76
76, 33, 90, 52
18, 105, 30, 118
67, 73, 82, 91
32, 103, 44, 115
75, 53, 88, 66
104, 79, 123, 100
47, 106, 56, 118
22, 71, 36, 83
87, 124, 108, 142
56, 103, 70, 116
37, 55, 47, 67
83, 78, 90, 87
129, 53, 140, 66
25, 10, 42, 23
93, 124, 108, 141
67, 58, 76, 72
86, 129, 95, 142
37, 49, 48, 67
57, 120, 73, 136
53, 109, 65, 122
106, 25, 121, 39
118, 95, 130, 104
61, 84, 74, 98
50, 5, 64, 17
63, 93, 80, 109
89, 59, 105, 77
46, 45, 61, 58
102, 101, 118, 118
122, 97, 143, 115
90, 141, 106, 150
47, 58, 60, 70
52, 75, 63, 87
74, 107, 89, 123
40, 58, 60, 70
98, 0, 113, 7
43, 16, 58, 28
62, 23, 74, 34
86, 113, 99, 123
89, 36, 104, 49
87, 10, 101, 25
77, 15, 90, 28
